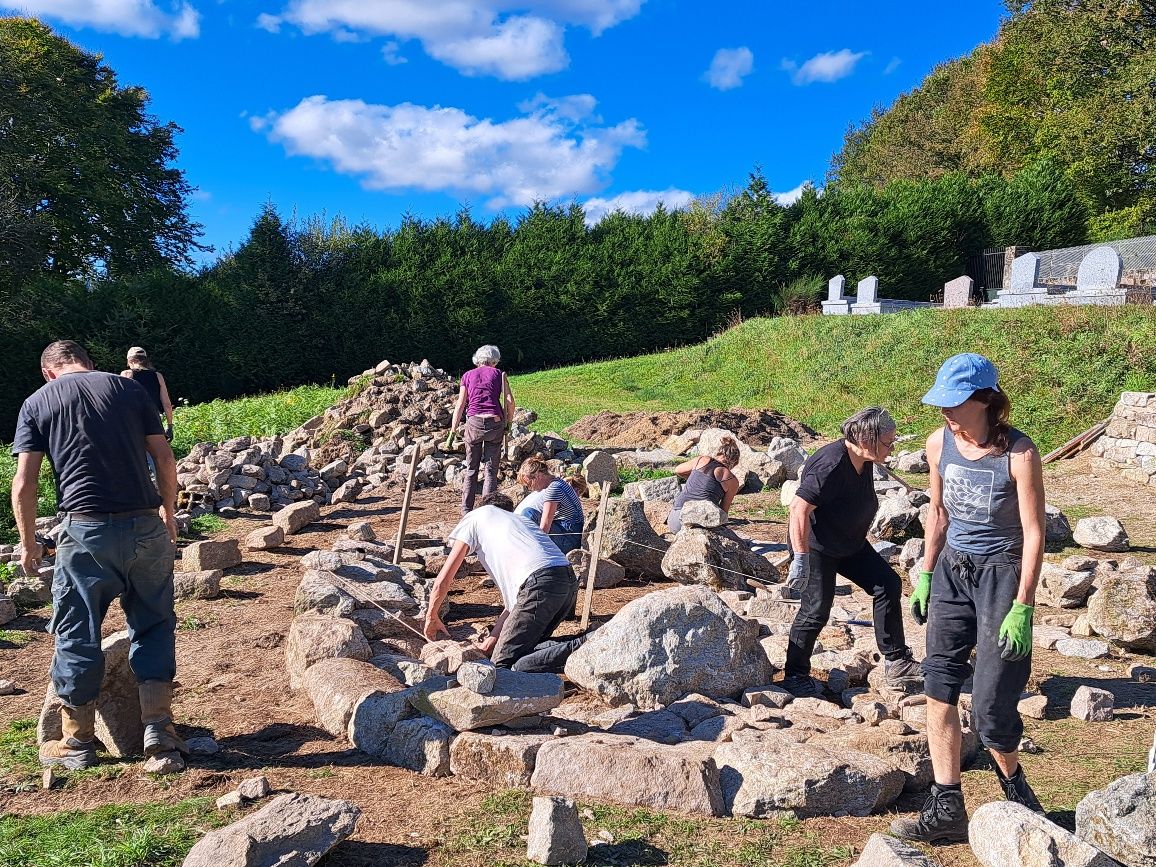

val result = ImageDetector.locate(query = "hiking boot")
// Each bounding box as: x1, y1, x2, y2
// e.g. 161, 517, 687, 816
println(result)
779, 675, 825, 699
139, 681, 188, 758
884, 652, 925, 693
890, 783, 969, 845
996, 764, 1044, 813
39, 702, 98, 771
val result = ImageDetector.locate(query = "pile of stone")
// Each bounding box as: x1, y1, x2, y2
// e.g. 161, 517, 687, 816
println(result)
285, 583, 981, 822
1091, 391, 1156, 487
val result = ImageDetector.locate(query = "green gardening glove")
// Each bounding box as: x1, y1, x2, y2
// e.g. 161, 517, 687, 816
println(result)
998, 601, 1034, 662
911, 571, 931, 625
442, 431, 456, 450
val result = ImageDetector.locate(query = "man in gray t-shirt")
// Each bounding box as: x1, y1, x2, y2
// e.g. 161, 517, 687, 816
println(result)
12, 341, 186, 772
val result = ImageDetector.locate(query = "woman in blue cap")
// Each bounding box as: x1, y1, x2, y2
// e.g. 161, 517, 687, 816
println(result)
892, 353, 1046, 844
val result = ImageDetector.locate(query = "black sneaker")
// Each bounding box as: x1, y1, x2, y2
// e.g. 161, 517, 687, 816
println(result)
779, 675, 825, 699
889, 784, 969, 845
884, 653, 925, 693
996, 764, 1044, 813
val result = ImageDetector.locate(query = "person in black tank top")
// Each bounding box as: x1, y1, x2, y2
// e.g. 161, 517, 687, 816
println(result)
121, 347, 174, 441
892, 354, 1047, 846
666, 436, 741, 533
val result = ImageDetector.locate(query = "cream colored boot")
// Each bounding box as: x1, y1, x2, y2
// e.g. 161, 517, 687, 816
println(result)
39, 702, 98, 770
138, 680, 188, 757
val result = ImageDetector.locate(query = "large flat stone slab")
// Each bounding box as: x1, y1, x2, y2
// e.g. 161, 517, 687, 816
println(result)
410, 669, 563, 731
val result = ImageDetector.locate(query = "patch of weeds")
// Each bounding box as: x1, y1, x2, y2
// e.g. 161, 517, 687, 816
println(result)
0, 798, 222, 867
0, 628, 33, 647
187, 514, 227, 537
305, 765, 336, 779
177, 615, 216, 631
614, 466, 675, 493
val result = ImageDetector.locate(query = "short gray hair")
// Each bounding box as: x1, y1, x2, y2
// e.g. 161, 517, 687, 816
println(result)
472, 344, 501, 366
841, 406, 896, 448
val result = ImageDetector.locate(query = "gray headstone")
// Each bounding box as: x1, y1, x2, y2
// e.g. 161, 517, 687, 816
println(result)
943, 275, 974, 308
856, 276, 879, 304
1076, 246, 1123, 291
1009, 253, 1040, 291
827, 275, 846, 302
582, 451, 619, 486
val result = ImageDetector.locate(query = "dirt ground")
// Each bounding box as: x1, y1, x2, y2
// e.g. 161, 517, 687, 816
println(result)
1, 449, 1154, 866
565, 408, 819, 448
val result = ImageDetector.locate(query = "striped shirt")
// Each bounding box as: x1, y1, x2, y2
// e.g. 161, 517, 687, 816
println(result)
516, 479, 584, 525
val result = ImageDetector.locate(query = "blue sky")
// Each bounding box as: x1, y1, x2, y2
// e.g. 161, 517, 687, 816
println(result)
5, 0, 1007, 261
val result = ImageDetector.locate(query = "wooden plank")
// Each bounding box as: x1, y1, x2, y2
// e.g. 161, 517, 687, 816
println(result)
1042, 419, 1109, 465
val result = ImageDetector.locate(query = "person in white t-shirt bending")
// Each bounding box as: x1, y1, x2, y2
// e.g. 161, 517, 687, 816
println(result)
423, 493, 586, 673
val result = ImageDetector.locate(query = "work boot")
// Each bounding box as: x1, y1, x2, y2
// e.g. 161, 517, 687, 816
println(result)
995, 763, 1044, 813
779, 674, 825, 699
889, 783, 969, 844
884, 652, 925, 693
138, 681, 188, 758
39, 702, 98, 770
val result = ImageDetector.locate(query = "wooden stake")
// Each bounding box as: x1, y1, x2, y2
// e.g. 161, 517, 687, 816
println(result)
393, 447, 420, 566
579, 482, 612, 631
1042, 419, 1109, 465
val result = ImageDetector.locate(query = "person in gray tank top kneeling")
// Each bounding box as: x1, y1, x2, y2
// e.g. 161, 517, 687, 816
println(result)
892, 353, 1046, 845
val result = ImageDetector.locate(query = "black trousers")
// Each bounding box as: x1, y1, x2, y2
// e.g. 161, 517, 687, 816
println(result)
492, 565, 582, 673
922, 544, 1030, 753
785, 541, 909, 678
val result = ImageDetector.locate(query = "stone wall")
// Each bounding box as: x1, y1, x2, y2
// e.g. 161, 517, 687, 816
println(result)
1091, 392, 1156, 486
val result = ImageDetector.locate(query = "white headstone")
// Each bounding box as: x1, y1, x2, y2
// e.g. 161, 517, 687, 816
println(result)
1009, 253, 1040, 291
943, 275, 974, 308
856, 276, 879, 304
1076, 246, 1123, 291
827, 275, 846, 302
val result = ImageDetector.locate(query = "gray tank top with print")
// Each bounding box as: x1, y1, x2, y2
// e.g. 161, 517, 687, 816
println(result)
939, 426, 1025, 555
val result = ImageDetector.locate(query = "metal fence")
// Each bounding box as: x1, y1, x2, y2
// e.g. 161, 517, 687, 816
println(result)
1035, 235, 1156, 287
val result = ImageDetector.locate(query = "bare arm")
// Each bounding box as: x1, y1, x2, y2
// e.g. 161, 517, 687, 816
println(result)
718, 470, 740, 512
424, 540, 469, 640
476, 609, 510, 656
1011, 438, 1046, 605
12, 452, 44, 575
157, 373, 174, 427
921, 428, 948, 575
788, 496, 817, 555
449, 386, 468, 434
539, 499, 559, 534
145, 434, 178, 541
673, 455, 708, 480
502, 373, 515, 425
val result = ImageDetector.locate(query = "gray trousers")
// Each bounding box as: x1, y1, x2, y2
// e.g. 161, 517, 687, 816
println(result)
461, 416, 503, 515
492, 565, 581, 673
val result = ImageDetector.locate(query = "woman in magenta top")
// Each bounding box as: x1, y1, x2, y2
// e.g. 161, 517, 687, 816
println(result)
448, 345, 516, 515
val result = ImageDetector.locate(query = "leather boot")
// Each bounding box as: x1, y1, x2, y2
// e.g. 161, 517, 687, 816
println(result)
890, 783, 969, 844
39, 702, 98, 770
995, 763, 1044, 813
138, 680, 188, 757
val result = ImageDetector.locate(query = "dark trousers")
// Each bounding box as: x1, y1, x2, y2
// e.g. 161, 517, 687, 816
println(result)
923, 544, 1030, 753
462, 416, 504, 515
492, 565, 581, 673
50, 513, 176, 706
786, 542, 909, 678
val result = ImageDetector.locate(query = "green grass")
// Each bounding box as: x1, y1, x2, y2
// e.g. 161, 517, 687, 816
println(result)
0, 720, 40, 790
186, 514, 226, 536
0, 629, 33, 648
0, 798, 221, 867
170, 383, 344, 458
440, 790, 854, 867
511, 306, 1156, 455
0, 453, 56, 545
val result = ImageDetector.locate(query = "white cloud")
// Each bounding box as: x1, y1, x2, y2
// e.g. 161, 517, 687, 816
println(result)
517, 92, 599, 123
582, 188, 695, 225
773, 181, 810, 206
884, 56, 901, 75
381, 40, 407, 64
260, 0, 646, 79
256, 94, 646, 208
4, 0, 201, 38
256, 12, 282, 31
781, 48, 866, 85
704, 46, 753, 91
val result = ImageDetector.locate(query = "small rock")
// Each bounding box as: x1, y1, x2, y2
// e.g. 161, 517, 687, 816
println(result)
679, 500, 728, 529
1073, 516, 1130, 553
347, 522, 376, 542
143, 751, 186, 774
1129, 663, 1156, 682
456, 661, 497, 695
173, 569, 222, 600
238, 775, 271, 800
852, 832, 937, 866
181, 539, 242, 572
1018, 694, 1048, 720
1055, 638, 1110, 659
42, 767, 58, 789
216, 790, 244, 809
244, 526, 284, 551
1070, 685, 1114, 722
186, 736, 220, 755
0, 680, 15, 696
1019, 737, 1043, 754
526, 796, 588, 866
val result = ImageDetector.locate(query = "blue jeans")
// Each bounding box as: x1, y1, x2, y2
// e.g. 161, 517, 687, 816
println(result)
518, 507, 583, 554
50, 513, 176, 706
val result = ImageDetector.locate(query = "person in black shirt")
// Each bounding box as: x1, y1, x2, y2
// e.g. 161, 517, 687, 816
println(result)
12, 341, 186, 771
121, 346, 174, 441
780, 406, 923, 698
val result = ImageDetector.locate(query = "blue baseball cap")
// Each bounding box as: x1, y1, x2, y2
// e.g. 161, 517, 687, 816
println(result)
922, 353, 1000, 407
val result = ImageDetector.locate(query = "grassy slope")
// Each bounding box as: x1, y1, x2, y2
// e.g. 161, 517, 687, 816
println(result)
512, 306, 1156, 454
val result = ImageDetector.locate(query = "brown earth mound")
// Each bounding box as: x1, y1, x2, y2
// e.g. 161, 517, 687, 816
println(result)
565, 407, 818, 448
